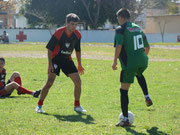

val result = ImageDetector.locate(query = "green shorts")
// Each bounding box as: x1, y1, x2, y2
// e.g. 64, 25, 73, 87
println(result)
120, 66, 147, 83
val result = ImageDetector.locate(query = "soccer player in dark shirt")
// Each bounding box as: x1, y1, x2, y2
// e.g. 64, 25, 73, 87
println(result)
35, 13, 86, 113
112, 8, 152, 126
0, 57, 41, 98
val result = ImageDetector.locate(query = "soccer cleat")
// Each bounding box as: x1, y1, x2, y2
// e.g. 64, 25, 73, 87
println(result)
33, 90, 41, 98
35, 106, 45, 113
145, 97, 153, 107
74, 106, 87, 113
116, 119, 131, 127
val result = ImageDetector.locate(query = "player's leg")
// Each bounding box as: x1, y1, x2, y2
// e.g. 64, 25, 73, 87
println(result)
117, 83, 131, 127
116, 69, 134, 127
69, 73, 81, 104
0, 82, 40, 97
8, 71, 22, 85
136, 74, 148, 95
62, 59, 86, 113
136, 67, 153, 106
36, 72, 56, 113
69, 72, 87, 113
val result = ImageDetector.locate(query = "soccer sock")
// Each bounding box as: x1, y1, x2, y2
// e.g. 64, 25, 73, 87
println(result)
145, 94, 150, 98
136, 75, 148, 95
17, 86, 33, 95
74, 100, 80, 107
120, 89, 129, 118
0, 89, 7, 96
14, 77, 22, 86
38, 99, 44, 106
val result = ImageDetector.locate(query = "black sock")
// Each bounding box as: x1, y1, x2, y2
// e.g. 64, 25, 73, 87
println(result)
120, 89, 129, 117
136, 75, 148, 95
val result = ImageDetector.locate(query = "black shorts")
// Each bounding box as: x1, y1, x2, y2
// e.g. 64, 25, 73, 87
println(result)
0, 86, 12, 97
52, 56, 78, 76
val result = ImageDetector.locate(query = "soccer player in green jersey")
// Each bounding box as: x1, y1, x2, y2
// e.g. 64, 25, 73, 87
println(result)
112, 8, 153, 127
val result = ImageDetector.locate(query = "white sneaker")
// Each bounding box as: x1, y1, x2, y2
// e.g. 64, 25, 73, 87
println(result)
35, 106, 45, 113
74, 106, 87, 113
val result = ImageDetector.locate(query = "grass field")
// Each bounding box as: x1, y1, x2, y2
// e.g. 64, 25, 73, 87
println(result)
0, 43, 180, 135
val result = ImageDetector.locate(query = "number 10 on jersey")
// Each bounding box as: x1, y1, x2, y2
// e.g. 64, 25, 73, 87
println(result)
133, 35, 144, 50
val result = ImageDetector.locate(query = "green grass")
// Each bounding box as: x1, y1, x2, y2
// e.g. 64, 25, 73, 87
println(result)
0, 44, 180, 135
150, 42, 180, 46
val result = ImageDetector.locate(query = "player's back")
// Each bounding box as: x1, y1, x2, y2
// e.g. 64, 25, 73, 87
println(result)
123, 22, 147, 56
115, 22, 149, 69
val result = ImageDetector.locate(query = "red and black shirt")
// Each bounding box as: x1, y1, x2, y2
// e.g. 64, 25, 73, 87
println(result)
46, 26, 81, 59
0, 68, 6, 89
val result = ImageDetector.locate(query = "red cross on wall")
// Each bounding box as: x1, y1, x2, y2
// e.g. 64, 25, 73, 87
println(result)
16, 31, 27, 42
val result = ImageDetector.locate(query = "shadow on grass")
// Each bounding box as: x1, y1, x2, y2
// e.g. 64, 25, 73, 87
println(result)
147, 127, 169, 135
124, 126, 169, 135
125, 127, 146, 135
0, 96, 31, 99
43, 112, 95, 124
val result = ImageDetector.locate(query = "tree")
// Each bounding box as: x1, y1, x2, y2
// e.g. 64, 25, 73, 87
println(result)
22, 0, 172, 30
0, 0, 16, 13
154, 17, 168, 42
74, 0, 104, 29
23, 0, 75, 30
101, 0, 169, 25
166, 0, 179, 14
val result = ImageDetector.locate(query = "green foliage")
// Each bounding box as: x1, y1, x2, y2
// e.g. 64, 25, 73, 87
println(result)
22, 0, 167, 29
166, 0, 179, 14
0, 44, 180, 134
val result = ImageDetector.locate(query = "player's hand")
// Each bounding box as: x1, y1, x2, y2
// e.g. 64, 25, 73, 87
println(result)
112, 61, 117, 70
78, 65, 84, 75
48, 64, 54, 74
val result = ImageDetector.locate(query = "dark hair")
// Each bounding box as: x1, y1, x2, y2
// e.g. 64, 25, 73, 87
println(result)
116, 8, 130, 19
0, 57, 5, 63
66, 13, 80, 23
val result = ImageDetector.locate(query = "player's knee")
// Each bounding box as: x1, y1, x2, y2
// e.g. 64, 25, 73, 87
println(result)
11, 82, 18, 88
12, 71, 20, 78
74, 78, 81, 87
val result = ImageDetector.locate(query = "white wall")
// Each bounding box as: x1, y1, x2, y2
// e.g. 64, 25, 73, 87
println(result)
15, 16, 28, 28
0, 29, 180, 43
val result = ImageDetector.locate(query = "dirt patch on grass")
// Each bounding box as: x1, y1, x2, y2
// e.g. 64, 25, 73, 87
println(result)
1, 51, 180, 61
1, 44, 180, 61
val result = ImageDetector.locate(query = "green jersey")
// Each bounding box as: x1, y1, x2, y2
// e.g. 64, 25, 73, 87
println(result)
114, 22, 149, 70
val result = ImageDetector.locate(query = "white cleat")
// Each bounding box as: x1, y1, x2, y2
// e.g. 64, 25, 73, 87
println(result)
35, 106, 45, 113
74, 106, 87, 113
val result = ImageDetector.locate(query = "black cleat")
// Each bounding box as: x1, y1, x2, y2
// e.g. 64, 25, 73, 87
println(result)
145, 97, 153, 107
33, 90, 41, 98
116, 119, 131, 127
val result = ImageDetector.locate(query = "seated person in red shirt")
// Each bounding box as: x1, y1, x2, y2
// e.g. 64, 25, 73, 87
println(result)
0, 57, 41, 98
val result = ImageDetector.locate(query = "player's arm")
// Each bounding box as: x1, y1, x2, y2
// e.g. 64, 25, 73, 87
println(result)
112, 45, 122, 70
142, 32, 150, 55
112, 30, 123, 70
75, 51, 84, 75
144, 46, 150, 55
75, 37, 84, 75
46, 33, 59, 74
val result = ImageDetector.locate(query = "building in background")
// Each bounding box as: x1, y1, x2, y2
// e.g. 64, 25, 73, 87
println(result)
143, 14, 180, 34
0, 0, 28, 29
